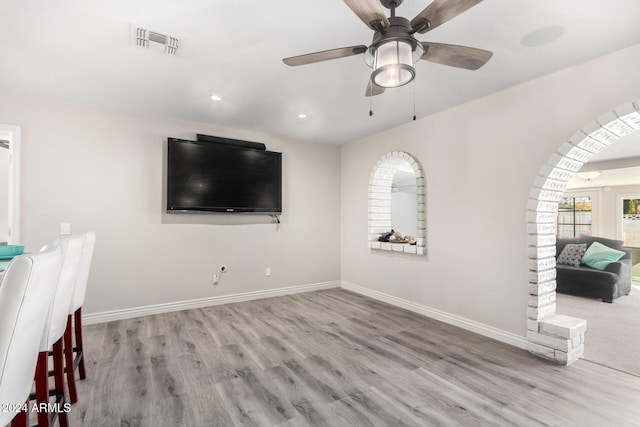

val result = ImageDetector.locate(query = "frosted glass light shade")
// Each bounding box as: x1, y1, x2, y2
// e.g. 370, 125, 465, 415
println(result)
577, 171, 601, 181
372, 40, 415, 88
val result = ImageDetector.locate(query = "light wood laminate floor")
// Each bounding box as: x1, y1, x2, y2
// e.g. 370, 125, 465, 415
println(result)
68, 289, 640, 426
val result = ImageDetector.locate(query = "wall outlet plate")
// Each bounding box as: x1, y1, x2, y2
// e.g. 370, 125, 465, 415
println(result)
59, 223, 71, 235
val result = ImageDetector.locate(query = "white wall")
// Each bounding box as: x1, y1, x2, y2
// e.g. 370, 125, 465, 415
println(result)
2, 43, 640, 336
0, 94, 341, 315
341, 43, 640, 337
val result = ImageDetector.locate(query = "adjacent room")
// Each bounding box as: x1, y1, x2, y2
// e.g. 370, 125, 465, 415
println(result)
554, 130, 640, 376
1, 0, 640, 426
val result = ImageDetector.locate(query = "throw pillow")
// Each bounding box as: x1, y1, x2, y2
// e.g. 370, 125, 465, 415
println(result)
557, 243, 588, 267
581, 241, 626, 270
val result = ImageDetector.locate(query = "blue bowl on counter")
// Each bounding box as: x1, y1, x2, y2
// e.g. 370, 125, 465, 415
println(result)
0, 244, 25, 259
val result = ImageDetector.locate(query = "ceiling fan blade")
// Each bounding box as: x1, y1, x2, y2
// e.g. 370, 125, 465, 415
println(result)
342, 0, 389, 30
420, 42, 492, 70
365, 79, 385, 97
283, 45, 367, 66
411, 0, 482, 34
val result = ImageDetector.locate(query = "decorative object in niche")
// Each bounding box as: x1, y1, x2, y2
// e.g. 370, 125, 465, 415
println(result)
377, 230, 416, 244
368, 151, 426, 255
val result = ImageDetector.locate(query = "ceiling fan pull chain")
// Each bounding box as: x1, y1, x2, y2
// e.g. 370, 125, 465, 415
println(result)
369, 81, 374, 116
412, 81, 416, 121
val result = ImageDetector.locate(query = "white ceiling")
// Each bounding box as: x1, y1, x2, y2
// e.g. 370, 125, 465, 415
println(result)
565, 166, 640, 190
590, 132, 640, 163
1, 0, 640, 146
567, 131, 640, 190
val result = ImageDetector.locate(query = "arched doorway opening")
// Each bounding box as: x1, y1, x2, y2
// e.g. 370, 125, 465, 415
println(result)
527, 101, 640, 364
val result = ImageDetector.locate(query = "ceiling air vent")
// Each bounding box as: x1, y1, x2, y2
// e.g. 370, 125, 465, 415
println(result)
133, 27, 178, 55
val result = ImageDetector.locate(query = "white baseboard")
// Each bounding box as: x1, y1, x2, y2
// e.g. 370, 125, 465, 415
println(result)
82, 281, 341, 325
340, 281, 528, 350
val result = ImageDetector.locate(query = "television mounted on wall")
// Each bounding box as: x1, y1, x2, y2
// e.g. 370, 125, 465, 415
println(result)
166, 137, 282, 214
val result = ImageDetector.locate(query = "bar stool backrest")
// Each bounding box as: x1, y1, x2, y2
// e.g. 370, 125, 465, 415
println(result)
71, 231, 96, 312
0, 247, 62, 425
40, 235, 84, 351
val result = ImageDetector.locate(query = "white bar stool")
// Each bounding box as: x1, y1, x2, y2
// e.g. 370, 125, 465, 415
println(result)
0, 247, 62, 426
64, 230, 95, 403
34, 235, 84, 427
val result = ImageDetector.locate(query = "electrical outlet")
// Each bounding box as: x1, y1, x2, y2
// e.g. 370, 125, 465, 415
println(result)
59, 223, 71, 235
266, 267, 271, 277
213, 274, 220, 285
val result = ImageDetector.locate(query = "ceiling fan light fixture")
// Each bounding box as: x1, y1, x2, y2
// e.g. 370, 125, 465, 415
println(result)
373, 40, 413, 87
366, 38, 424, 88
283, 0, 492, 95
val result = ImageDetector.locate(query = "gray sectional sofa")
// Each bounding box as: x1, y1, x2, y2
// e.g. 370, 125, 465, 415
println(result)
555, 235, 631, 303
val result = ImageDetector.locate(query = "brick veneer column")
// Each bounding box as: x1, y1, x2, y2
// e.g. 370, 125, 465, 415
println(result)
527, 101, 640, 365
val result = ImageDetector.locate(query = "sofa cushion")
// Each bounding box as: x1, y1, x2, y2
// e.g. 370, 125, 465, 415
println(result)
555, 263, 621, 301
581, 241, 626, 270
557, 243, 588, 267
556, 264, 620, 286
577, 235, 624, 251
556, 237, 579, 257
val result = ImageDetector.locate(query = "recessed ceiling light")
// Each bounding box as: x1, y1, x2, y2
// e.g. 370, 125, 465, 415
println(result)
210, 95, 222, 101
298, 113, 307, 119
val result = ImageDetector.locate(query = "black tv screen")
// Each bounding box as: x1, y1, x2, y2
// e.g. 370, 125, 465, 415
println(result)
166, 138, 282, 214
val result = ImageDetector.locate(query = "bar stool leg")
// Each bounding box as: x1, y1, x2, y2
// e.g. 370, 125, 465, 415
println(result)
74, 307, 86, 379
52, 340, 69, 427
34, 351, 50, 427
63, 315, 78, 404
10, 404, 28, 427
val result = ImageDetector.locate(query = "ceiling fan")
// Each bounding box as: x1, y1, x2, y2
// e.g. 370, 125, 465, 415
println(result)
283, 0, 493, 96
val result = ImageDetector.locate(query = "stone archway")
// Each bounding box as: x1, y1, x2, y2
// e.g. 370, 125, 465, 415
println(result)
527, 101, 640, 364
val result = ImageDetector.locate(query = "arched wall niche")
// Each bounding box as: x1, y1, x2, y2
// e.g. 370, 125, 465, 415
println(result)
368, 151, 426, 255
527, 100, 640, 365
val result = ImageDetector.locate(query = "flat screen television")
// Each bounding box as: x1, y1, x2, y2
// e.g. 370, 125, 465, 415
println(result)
166, 137, 282, 214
